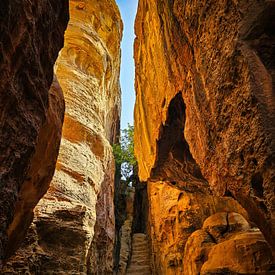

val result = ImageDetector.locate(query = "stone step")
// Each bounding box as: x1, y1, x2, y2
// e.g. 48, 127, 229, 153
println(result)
127, 270, 151, 274
126, 233, 151, 275
131, 253, 150, 258
132, 251, 149, 259
128, 272, 151, 274
131, 247, 149, 251
132, 241, 148, 245
131, 254, 150, 258
132, 240, 148, 244
127, 266, 151, 273
132, 233, 147, 237
130, 260, 150, 266
132, 242, 148, 246
127, 272, 151, 275
132, 248, 149, 253
132, 238, 147, 241
132, 249, 148, 252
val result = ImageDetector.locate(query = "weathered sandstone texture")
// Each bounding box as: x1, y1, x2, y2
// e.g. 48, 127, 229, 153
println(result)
134, 0, 275, 251
117, 187, 135, 274
3, 0, 122, 273
147, 181, 259, 274
184, 212, 273, 274
6, 77, 65, 260
0, 0, 68, 265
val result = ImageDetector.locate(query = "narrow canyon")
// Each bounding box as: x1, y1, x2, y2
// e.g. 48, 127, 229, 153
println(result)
0, 0, 274, 274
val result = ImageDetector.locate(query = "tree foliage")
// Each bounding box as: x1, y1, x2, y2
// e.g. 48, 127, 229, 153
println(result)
112, 124, 137, 181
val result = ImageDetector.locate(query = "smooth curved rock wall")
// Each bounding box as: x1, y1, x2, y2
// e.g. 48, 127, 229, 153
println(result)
0, 0, 68, 266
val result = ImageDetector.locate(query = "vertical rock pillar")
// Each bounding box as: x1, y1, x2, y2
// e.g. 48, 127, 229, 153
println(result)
2, 0, 122, 273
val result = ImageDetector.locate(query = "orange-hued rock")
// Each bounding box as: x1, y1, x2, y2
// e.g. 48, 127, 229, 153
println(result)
0, 1, 68, 265
134, 0, 275, 250
2, 0, 122, 273
184, 212, 273, 274
147, 181, 249, 274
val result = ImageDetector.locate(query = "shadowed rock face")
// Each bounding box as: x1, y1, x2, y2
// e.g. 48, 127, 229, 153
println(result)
147, 181, 253, 274
5, 76, 65, 260
0, 0, 68, 265
2, 0, 122, 273
134, 0, 275, 252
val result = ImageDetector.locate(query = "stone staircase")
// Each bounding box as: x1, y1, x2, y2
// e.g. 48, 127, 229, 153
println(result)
126, 233, 151, 274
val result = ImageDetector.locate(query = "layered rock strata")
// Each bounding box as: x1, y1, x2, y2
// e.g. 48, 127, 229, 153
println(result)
134, 0, 275, 252
5, 77, 65, 260
0, 0, 68, 266
3, 0, 122, 273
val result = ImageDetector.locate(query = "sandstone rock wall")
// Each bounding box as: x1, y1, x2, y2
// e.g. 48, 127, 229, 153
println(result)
3, 0, 122, 273
0, 0, 68, 266
117, 187, 135, 275
6, 77, 65, 260
147, 181, 273, 274
184, 212, 273, 274
134, 0, 275, 252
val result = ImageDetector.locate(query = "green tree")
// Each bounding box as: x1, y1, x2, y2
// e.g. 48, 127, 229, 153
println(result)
112, 124, 137, 182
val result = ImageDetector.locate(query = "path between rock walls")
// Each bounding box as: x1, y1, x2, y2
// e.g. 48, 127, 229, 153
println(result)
126, 233, 151, 275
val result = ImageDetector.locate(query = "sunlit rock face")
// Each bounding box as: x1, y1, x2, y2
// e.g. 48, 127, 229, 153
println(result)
134, 0, 275, 252
148, 181, 273, 274
184, 212, 273, 274
0, 1, 68, 266
148, 181, 244, 274
3, 0, 122, 273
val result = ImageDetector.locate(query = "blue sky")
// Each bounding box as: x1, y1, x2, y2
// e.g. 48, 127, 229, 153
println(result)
116, 0, 138, 130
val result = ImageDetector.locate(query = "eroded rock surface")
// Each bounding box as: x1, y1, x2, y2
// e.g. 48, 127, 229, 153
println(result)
184, 212, 273, 274
3, 0, 122, 273
134, 0, 275, 251
5, 76, 65, 260
0, 0, 68, 265
117, 187, 135, 275
147, 181, 249, 274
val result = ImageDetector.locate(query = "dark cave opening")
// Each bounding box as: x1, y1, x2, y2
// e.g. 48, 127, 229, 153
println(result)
151, 92, 207, 185
251, 172, 264, 198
